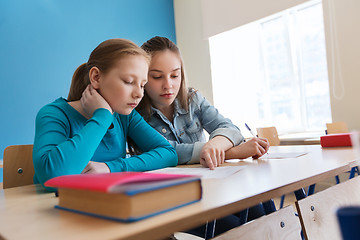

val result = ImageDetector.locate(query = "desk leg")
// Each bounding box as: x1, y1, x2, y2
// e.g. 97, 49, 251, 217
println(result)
237, 208, 249, 225
307, 184, 316, 196
294, 188, 307, 200
349, 166, 359, 179
280, 195, 285, 209
204, 220, 216, 240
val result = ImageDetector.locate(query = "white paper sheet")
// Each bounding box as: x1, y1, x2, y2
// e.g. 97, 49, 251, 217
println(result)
149, 165, 246, 179
260, 152, 308, 159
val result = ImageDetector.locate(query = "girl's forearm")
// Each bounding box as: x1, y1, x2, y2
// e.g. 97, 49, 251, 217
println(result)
208, 135, 233, 151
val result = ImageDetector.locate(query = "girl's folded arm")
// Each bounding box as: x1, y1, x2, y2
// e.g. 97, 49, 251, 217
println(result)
105, 111, 177, 172
33, 105, 112, 185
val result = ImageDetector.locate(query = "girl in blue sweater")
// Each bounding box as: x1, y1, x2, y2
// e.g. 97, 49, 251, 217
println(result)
33, 39, 177, 189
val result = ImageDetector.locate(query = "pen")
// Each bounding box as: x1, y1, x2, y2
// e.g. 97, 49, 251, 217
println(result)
245, 123, 269, 155
245, 123, 257, 137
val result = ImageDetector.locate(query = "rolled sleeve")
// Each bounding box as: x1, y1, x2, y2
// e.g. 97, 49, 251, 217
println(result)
209, 128, 244, 146
169, 140, 205, 165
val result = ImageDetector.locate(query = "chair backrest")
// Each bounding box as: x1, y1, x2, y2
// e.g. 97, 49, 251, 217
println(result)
296, 175, 360, 240
3, 144, 34, 189
256, 126, 280, 146
326, 121, 349, 134
213, 205, 302, 240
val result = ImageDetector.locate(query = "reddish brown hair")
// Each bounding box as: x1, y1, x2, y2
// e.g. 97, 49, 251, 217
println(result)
68, 39, 150, 101
137, 36, 189, 120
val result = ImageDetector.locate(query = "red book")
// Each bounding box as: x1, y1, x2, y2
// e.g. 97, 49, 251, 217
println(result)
320, 133, 352, 147
45, 172, 202, 222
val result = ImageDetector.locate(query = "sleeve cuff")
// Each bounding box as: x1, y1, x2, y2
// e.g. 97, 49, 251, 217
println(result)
187, 142, 206, 164
209, 128, 244, 146
90, 108, 113, 128
105, 159, 125, 172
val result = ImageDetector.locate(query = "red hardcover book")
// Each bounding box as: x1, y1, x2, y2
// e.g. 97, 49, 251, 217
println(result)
320, 133, 352, 147
45, 172, 202, 222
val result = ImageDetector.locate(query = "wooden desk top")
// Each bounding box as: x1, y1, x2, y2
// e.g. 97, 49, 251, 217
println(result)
279, 132, 322, 145
0, 145, 358, 240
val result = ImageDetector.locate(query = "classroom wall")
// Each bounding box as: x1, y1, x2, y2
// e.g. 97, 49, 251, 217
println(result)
323, 0, 360, 131
201, 0, 309, 39
173, 0, 360, 131
173, 0, 309, 104
0, 0, 176, 160
173, 0, 213, 103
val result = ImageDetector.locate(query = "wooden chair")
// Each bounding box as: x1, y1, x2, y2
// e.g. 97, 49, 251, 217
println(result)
212, 205, 302, 240
257, 127, 280, 146
296, 176, 360, 240
326, 121, 349, 134
3, 144, 34, 189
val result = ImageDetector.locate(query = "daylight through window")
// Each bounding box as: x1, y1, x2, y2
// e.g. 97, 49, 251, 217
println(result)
209, 0, 331, 136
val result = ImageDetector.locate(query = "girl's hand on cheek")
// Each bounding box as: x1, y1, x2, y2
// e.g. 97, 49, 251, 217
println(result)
80, 85, 113, 117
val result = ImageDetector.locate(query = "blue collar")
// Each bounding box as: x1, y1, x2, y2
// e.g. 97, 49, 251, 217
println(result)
150, 98, 188, 119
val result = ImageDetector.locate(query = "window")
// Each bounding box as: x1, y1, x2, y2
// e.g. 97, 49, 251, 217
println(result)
209, 0, 331, 136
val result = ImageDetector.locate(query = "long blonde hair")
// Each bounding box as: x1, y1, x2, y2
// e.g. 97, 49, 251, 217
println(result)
68, 39, 150, 101
136, 36, 189, 120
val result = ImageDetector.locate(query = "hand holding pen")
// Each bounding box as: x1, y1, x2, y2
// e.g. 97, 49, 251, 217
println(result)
244, 123, 270, 156
224, 123, 270, 160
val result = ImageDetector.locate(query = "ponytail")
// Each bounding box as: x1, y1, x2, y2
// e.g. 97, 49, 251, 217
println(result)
67, 39, 149, 102
67, 63, 89, 101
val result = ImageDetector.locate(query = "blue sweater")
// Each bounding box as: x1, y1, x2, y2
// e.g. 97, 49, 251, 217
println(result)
33, 98, 177, 188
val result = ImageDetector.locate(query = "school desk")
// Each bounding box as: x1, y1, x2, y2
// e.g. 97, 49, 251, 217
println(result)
279, 132, 322, 145
0, 145, 357, 240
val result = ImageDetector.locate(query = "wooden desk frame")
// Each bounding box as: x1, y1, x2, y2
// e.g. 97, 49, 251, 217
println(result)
0, 145, 358, 240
